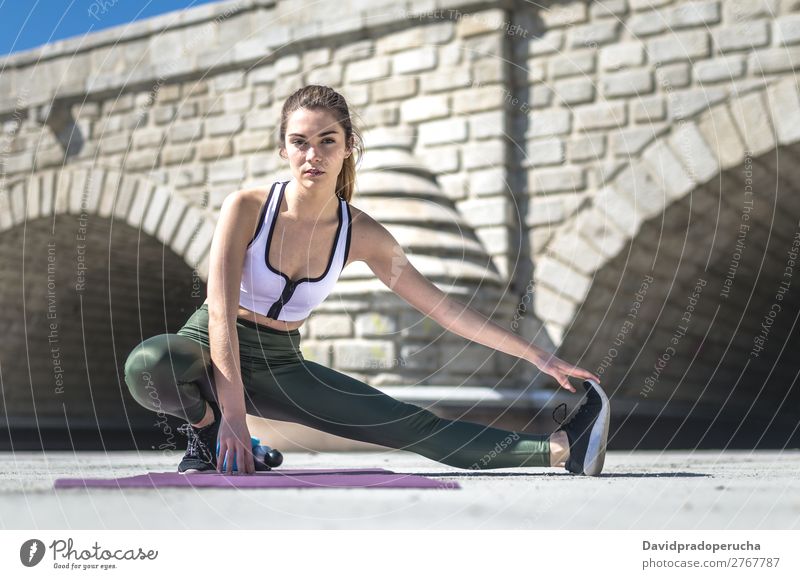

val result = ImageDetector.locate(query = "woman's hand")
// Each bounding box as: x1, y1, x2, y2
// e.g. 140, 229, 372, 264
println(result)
532, 351, 601, 393
216, 411, 255, 475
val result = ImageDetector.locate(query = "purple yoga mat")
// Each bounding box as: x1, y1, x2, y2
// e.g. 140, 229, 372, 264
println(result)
54, 468, 460, 490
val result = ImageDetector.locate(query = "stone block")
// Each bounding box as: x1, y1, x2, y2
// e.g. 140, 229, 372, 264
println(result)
526, 109, 571, 138
184, 220, 214, 267
630, 10, 668, 36
398, 343, 439, 371
306, 64, 343, 87
666, 1, 721, 29
713, 21, 770, 53
161, 144, 195, 165
126, 182, 154, 228
394, 47, 437, 74
198, 139, 233, 160
535, 256, 592, 302
632, 96, 666, 122
457, 196, 512, 227
693, 55, 746, 83
546, 232, 607, 275
647, 30, 710, 64
775, 14, 800, 46
727, 91, 775, 156
594, 184, 645, 238
156, 194, 187, 246
567, 133, 606, 162
333, 340, 396, 371
656, 62, 691, 89
549, 50, 596, 79
528, 137, 566, 166
747, 46, 800, 73
609, 125, 662, 157
345, 57, 390, 84
554, 77, 596, 105
574, 207, 628, 259
355, 312, 397, 337
591, 0, 629, 18
206, 114, 243, 137
541, 2, 587, 28
766, 78, 800, 145
112, 175, 138, 221
600, 41, 645, 70
614, 162, 668, 219
602, 69, 654, 98
310, 314, 354, 338
722, 0, 778, 20
96, 170, 120, 218
133, 127, 165, 149
420, 66, 472, 93
697, 104, 747, 169
529, 30, 563, 56
469, 110, 505, 140
452, 85, 506, 114
223, 90, 253, 114
299, 341, 330, 365
567, 20, 621, 49
630, 0, 673, 11
532, 284, 577, 326
468, 167, 508, 196
142, 186, 170, 236
423, 145, 459, 173
208, 158, 245, 184
372, 77, 418, 102
529, 166, 586, 194
575, 101, 627, 130
641, 139, 696, 202
400, 94, 450, 123
418, 118, 468, 146
462, 139, 505, 170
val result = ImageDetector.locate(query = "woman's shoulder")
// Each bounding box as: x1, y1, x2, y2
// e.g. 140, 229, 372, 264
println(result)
224, 186, 273, 211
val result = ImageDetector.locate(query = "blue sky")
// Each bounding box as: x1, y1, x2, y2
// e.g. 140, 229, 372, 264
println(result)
0, 0, 223, 56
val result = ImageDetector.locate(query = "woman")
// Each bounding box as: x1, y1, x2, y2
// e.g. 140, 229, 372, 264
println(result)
124, 85, 610, 477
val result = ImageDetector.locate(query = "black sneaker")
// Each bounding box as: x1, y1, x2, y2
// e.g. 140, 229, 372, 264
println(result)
177, 399, 221, 474
552, 379, 610, 476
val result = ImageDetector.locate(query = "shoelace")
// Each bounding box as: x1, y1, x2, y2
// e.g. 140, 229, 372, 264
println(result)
552, 402, 568, 426
177, 423, 213, 463
552, 397, 591, 428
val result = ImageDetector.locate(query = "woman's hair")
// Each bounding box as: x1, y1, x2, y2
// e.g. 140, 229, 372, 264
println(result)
278, 85, 363, 204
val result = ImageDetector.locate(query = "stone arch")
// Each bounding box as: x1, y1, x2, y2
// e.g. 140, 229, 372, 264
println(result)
535, 78, 800, 346
531, 78, 800, 445
0, 166, 210, 449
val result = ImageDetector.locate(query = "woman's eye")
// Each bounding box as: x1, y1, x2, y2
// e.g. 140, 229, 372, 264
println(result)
291, 139, 335, 146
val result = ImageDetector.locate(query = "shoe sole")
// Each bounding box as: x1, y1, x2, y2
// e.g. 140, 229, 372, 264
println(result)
179, 468, 215, 474
581, 379, 610, 476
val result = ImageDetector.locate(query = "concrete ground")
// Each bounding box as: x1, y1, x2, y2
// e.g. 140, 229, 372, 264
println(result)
1, 450, 798, 529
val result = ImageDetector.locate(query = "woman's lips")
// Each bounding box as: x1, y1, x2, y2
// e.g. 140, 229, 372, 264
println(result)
305, 169, 324, 176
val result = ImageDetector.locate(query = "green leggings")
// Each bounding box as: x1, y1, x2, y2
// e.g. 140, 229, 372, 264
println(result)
123, 304, 550, 469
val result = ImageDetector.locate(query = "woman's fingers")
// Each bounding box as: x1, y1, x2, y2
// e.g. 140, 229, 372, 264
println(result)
570, 365, 601, 383
216, 446, 227, 473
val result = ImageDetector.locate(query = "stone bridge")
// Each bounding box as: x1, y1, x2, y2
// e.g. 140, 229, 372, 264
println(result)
1, 0, 798, 450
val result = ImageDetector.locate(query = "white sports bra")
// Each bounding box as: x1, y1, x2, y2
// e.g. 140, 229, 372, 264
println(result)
239, 180, 352, 321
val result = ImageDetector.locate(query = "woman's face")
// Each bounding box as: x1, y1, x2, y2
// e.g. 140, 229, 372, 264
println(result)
282, 107, 351, 191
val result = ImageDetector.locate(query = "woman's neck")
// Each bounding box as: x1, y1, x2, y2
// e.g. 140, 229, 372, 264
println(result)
283, 179, 340, 223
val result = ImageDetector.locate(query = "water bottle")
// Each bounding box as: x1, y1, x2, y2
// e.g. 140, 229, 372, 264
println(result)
216, 436, 283, 472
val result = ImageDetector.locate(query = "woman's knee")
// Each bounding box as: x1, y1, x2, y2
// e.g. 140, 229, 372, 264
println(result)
123, 334, 179, 410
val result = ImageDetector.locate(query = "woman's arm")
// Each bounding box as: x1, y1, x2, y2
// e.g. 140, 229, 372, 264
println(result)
205, 191, 257, 414
357, 213, 599, 392
205, 190, 264, 474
